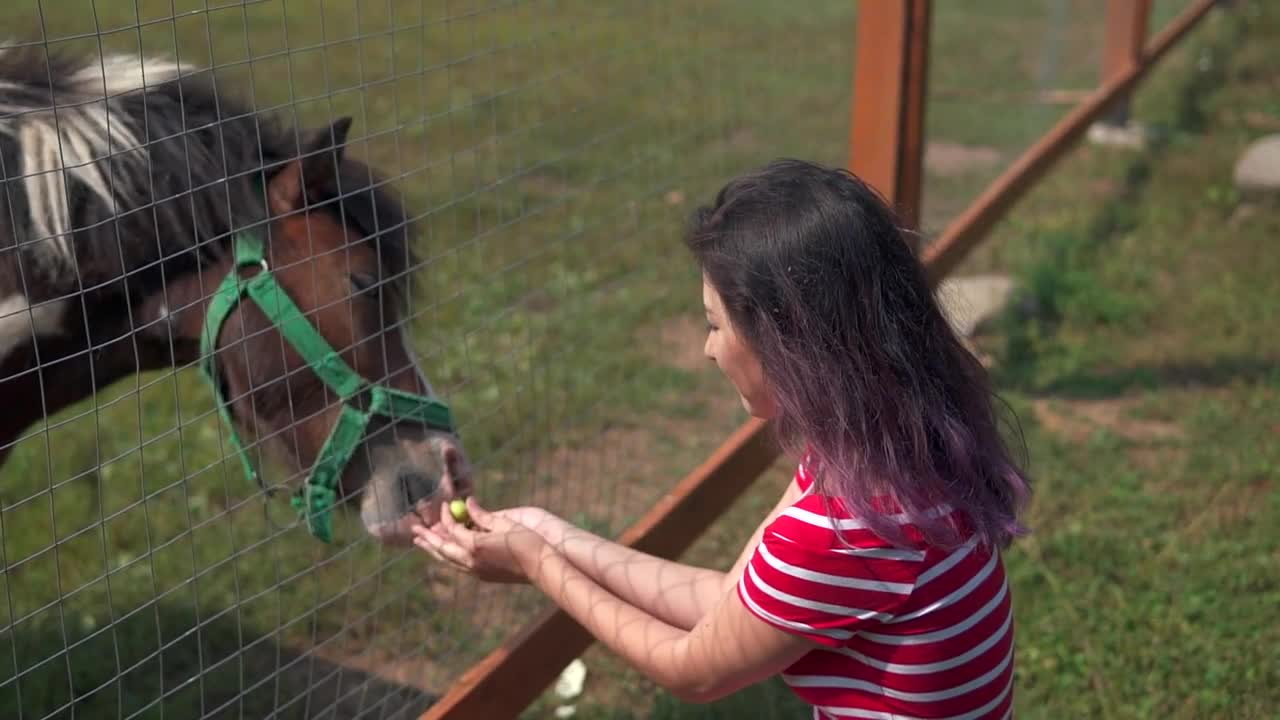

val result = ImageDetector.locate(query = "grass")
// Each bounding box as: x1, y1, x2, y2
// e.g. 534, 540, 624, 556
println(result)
1, 0, 1271, 719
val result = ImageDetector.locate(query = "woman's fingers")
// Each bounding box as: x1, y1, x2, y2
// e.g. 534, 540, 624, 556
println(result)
465, 498, 517, 533
411, 524, 444, 551
465, 497, 495, 527
414, 526, 474, 569
415, 537, 449, 565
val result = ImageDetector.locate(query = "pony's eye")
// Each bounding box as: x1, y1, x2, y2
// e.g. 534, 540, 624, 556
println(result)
350, 273, 380, 296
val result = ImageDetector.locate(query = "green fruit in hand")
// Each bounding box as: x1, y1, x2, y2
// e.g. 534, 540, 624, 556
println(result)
449, 498, 470, 524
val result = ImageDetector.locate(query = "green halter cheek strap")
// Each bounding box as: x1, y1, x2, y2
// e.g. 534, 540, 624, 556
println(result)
200, 230, 455, 543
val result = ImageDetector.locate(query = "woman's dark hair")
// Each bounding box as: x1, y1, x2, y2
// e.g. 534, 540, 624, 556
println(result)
684, 158, 1031, 550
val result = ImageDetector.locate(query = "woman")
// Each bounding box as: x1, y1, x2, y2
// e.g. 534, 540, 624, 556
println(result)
412, 159, 1031, 719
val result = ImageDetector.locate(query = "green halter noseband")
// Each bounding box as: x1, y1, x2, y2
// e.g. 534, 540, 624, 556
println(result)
199, 229, 456, 543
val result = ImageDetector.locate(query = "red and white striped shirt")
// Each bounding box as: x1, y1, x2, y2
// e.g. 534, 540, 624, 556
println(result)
736, 459, 1015, 719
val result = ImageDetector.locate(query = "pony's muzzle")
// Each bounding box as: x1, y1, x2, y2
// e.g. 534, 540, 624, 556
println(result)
358, 433, 471, 544
397, 467, 440, 506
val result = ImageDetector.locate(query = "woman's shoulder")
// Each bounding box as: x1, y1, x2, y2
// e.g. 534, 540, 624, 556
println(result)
770, 455, 972, 567
784, 457, 901, 543
739, 457, 1007, 648
751, 486, 996, 631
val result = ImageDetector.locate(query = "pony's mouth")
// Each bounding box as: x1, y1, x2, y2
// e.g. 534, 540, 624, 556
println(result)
356, 435, 471, 545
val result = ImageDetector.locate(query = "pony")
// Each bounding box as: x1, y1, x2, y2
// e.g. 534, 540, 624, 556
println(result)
0, 44, 471, 545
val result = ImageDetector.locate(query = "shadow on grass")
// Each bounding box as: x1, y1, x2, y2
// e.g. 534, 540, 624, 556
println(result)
995, 355, 1280, 400
0, 598, 435, 720
645, 679, 810, 720
585, 676, 810, 720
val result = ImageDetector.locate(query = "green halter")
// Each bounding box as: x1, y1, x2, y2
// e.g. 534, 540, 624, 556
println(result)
199, 229, 456, 543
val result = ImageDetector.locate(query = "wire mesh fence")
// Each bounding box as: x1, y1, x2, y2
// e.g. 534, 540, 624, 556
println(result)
0, 1, 1203, 718
0, 1, 855, 718
917, 0, 1196, 268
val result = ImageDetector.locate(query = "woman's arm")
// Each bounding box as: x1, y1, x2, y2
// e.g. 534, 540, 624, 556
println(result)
718, 473, 805, 594
414, 474, 818, 702
527, 512, 726, 631
518, 529, 821, 702
516, 470, 806, 631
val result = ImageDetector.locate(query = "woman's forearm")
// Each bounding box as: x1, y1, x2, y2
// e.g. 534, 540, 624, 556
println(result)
521, 540, 703, 699
532, 514, 725, 630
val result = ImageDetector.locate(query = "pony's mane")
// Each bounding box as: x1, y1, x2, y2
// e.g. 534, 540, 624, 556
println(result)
0, 43, 416, 306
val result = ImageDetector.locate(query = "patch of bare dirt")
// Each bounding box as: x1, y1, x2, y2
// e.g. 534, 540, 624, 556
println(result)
1228, 202, 1260, 230
925, 141, 1002, 177
1241, 110, 1280, 131
1131, 446, 1190, 474
1171, 476, 1276, 546
714, 126, 758, 154
1211, 476, 1275, 526
401, 424, 671, 642
522, 287, 557, 313
1087, 177, 1121, 199
519, 172, 576, 199
654, 314, 710, 372
264, 642, 437, 720
1134, 446, 1194, 500
1033, 397, 1185, 444
540, 425, 674, 526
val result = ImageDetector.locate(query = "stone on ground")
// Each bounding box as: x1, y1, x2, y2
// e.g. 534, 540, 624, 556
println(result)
935, 273, 1015, 339
1233, 134, 1280, 193
1087, 120, 1149, 150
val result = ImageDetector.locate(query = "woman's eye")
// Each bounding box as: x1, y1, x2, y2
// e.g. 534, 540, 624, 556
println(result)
351, 273, 380, 295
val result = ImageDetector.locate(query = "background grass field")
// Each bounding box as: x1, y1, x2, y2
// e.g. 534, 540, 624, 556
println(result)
0, 0, 1274, 719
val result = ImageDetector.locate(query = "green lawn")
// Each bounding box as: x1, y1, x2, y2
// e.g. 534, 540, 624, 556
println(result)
3, 1, 1271, 719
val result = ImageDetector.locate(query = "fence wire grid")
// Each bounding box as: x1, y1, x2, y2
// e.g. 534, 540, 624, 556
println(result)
0, 1, 1194, 719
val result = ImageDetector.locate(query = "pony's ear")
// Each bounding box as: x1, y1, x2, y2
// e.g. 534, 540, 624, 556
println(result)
312, 116, 354, 159
267, 116, 355, 216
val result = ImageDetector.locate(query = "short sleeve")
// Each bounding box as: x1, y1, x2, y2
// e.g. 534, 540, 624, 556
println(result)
735, 523, 918, 648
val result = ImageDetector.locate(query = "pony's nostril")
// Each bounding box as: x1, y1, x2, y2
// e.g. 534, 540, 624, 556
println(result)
397, 468, 440, 507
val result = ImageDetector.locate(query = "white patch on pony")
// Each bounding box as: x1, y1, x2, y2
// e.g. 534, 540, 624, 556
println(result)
0, 50, 192, 274
70, 54, 189, 98
0, 293, 67, 362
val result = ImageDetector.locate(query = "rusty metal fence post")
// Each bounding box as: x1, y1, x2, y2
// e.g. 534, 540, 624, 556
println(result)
1099, 0, 1154, 128
848, 0, 931, 239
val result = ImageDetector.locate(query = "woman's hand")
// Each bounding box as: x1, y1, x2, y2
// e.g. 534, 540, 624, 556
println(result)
412, 497, 549, 584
